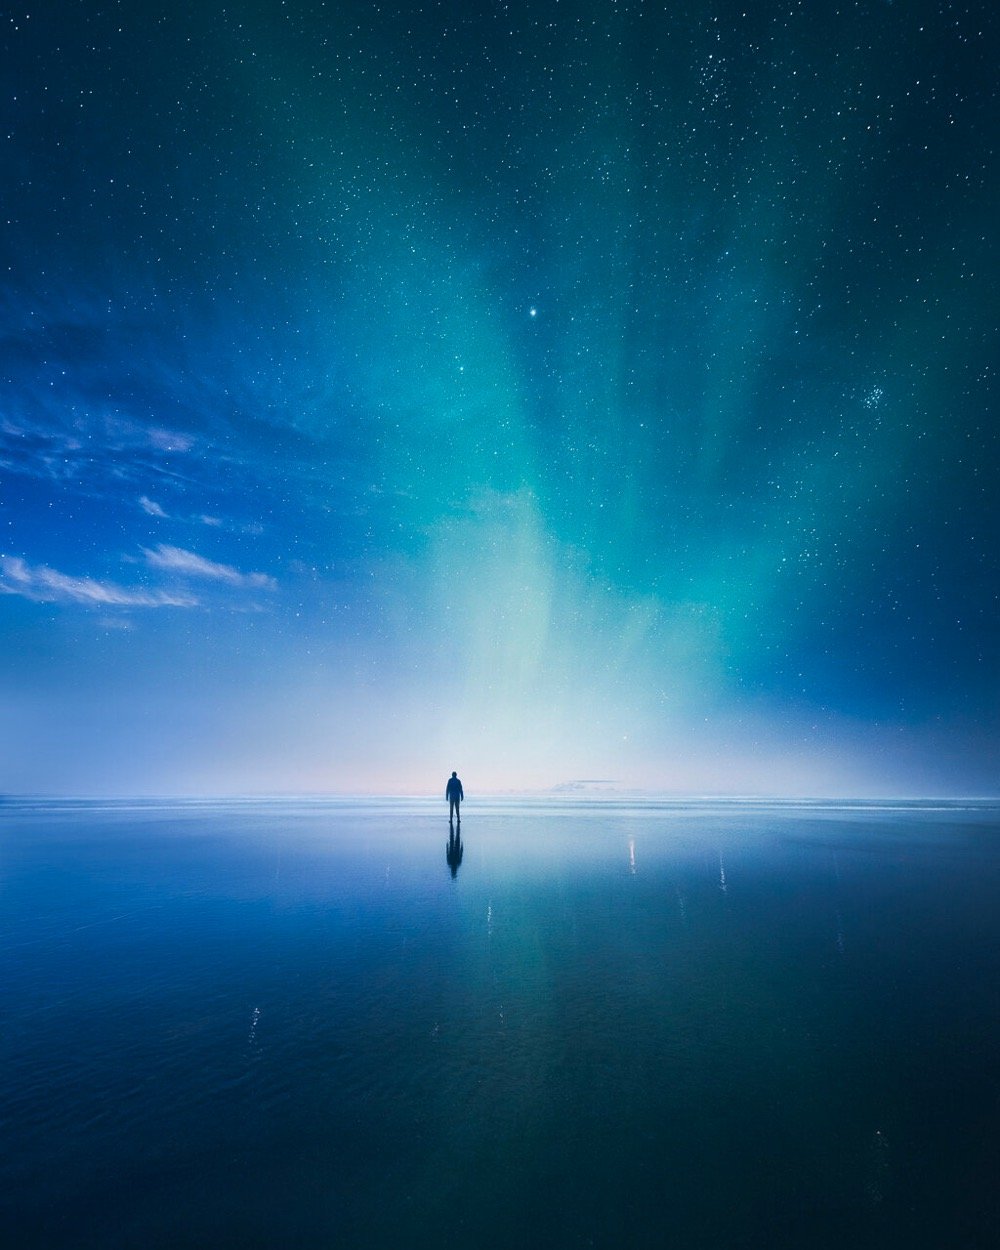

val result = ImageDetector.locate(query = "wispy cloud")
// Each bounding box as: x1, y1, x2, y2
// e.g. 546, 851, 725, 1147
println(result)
0, 404, 198, 485
141, 544, 276, 590
147, 428, 194, 453
137, 498, 249, 533
0, 556, 198, 607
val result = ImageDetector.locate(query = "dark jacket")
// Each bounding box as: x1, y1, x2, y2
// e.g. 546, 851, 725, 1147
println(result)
446, 776, 464, 801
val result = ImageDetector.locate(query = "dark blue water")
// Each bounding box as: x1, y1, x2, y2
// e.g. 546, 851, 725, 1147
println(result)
3, 798, 999, 1248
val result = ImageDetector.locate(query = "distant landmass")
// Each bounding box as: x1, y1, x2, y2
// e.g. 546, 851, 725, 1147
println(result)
550, 779, 622, 794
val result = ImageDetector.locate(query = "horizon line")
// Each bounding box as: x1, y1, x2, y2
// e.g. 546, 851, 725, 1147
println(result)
3, 791, 998, 804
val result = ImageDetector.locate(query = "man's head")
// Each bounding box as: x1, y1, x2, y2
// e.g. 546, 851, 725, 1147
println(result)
451, 771, 457, 778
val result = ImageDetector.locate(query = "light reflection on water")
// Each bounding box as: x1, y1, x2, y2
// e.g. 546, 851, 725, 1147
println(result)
2, 797, 999, 1249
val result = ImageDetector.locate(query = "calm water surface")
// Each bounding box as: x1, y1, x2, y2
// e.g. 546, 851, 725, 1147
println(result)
2, 798, 999, 1248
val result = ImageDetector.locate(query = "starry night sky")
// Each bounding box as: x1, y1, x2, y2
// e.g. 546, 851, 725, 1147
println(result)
2, 0, 997, 796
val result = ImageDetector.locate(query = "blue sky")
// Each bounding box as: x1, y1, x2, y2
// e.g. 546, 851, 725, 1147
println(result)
2, 0, 997, 795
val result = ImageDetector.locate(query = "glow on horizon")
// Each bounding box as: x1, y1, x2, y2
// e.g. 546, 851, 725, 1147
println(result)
3, 481, 987, 800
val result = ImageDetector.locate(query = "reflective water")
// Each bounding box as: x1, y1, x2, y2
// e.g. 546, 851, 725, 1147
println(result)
2, 798, 999, 1248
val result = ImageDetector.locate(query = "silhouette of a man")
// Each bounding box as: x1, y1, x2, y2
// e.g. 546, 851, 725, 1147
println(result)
446, 771, 464, 823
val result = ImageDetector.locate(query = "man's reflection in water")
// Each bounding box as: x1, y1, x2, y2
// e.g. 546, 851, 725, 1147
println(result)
446, 827, 463, 878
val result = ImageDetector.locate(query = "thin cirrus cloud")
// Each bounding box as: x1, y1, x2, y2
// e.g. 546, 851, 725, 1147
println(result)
0, 555, 198, 607
139, 495, 169, 518
137, 498, 248, 533
146, 429, 194, 453
141, 544, 276, 590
